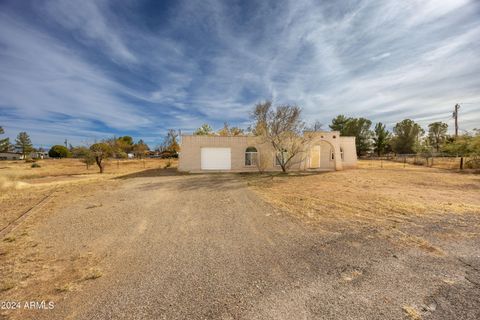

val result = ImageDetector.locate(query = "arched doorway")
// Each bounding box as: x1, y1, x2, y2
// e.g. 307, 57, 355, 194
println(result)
308, 140, 336, 170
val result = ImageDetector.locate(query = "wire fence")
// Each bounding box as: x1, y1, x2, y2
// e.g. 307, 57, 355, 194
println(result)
361, 154, 480, 171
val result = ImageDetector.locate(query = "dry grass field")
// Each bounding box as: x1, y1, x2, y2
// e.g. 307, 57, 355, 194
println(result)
363, 157, 479, 171
0, 158, 176, 232
246, 160, 480, 251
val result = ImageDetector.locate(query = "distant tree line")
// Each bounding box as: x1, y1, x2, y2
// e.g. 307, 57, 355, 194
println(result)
2, 103, 479, 173
192, 107, 480, 161
327, 115, 479, 157
193, 122, 244, 136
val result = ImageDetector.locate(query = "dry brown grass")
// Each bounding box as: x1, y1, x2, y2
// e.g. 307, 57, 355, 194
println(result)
402, 305, 422, 320
0, 158, 177, 231
246, 160, 480, 250
0, 158, 176, 181
82, 268, 103, 281
360, 157, 478, 171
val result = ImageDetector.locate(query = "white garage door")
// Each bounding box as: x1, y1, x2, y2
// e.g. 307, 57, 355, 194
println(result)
201, 148, 231, 170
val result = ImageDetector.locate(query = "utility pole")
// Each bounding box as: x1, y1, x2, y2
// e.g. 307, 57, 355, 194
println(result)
453, 104, 460, 138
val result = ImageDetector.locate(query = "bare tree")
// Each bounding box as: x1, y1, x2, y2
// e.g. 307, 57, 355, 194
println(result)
307, 120, 323, 131
162, 129, 180, 154
252, 101, 312, 173
218, 122, 245, 136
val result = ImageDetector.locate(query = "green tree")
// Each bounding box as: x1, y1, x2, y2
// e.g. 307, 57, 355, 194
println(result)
194, 123, 214, 135
72, 146, 95, 169
373, 122, 391, 156
15, 131, 33, 158
329, 115, 350, 133
133, 139, 149, 159
390, 119, 424, 154
330, 116, 373, 155
442, 131, 480, 156
427, 122, 448, 153
90, 143, 113, 173
48, 145, 70, 158
117, 136, 134, 153
345, 118, 372, 156
0, 126, 9, 152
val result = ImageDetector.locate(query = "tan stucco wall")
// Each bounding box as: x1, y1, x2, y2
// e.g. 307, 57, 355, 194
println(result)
178, 131, 357, 172
339, 137, 358, 169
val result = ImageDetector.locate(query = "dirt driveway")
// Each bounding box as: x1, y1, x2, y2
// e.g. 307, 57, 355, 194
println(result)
1, 172, 479, 319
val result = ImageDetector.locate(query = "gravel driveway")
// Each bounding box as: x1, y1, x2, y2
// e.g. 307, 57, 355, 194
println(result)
15, 173, 480, 319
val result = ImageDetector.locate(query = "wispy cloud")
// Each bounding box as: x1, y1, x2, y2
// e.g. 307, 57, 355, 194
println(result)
0, 0, 479, 147
42, 0, 137, 63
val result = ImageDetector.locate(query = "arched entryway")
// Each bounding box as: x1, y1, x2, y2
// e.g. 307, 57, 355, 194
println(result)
308, 140, 336, 170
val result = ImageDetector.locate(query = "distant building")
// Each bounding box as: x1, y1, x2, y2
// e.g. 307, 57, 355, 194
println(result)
0, 152, 24, 160
31, 151, 49, 159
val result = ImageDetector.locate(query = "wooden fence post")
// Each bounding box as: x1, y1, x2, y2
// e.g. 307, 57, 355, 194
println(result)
460, 157, 464, 170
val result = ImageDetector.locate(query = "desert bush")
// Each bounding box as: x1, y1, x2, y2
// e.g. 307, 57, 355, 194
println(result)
164, 160, 172, 168
31, 163, 41, 168
48, 145, 70, 158
25, 158, 36, 163
465, 158, 480, 169
256, 151, 269, 173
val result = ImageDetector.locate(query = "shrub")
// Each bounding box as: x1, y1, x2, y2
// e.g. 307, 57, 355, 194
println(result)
164, 160, 172, 168
465, 158, 480, 169
49, 145, 70, 158
31, 163, 41, 168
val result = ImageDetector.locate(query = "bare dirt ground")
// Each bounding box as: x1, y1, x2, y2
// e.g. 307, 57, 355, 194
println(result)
0, 160, 479, 319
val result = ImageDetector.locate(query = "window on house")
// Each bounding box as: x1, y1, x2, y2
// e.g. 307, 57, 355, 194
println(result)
331, 149, 335, 160
340, 147, 344, 160
245, 147, 258, 166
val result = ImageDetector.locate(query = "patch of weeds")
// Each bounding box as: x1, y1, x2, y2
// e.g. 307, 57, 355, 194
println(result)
55, 283, 75, 292
83, 268, 103, 281
86, 203, 102, 209
0, 281, 15, 292
3, 237, 15, 243
403, 305, 422, 320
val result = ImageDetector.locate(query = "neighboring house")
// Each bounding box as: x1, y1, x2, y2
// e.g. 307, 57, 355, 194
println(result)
31, 151, 49, 159
0, 152, 24, 160
178, 131, 357, 172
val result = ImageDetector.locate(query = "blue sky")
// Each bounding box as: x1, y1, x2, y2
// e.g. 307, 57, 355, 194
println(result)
0, 0, 479, 148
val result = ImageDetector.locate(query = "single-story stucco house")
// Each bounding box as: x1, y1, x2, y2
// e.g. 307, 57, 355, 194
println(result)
0, 152, 24, 160
178, 131, 357, 172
